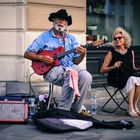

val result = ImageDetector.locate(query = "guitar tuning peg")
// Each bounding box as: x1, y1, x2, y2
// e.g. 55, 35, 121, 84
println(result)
97, 45, 102, 48
102, 35, 108, 43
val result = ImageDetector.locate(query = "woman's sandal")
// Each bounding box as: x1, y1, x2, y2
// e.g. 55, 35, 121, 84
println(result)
134, 108, 140, 116
128, 110, 139, 117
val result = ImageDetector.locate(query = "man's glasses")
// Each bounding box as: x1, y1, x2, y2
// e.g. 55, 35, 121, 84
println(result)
113, 36, 123, 41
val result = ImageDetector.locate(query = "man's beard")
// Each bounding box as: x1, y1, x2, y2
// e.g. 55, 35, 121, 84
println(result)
53, 23, 67, 32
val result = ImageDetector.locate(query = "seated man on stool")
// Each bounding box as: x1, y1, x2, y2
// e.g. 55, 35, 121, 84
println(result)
24, 9, 92, 116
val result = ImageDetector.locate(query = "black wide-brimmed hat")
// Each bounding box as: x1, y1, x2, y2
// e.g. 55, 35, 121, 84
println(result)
48, 9, 72, 26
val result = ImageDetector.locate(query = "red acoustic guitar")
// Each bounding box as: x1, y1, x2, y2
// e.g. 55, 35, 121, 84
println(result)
32, 39, 108, 75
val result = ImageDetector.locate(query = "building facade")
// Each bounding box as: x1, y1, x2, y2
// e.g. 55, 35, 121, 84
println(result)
0, 0, 86, 94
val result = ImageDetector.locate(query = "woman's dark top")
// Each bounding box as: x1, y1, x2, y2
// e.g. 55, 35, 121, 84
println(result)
107, 47, 134, 89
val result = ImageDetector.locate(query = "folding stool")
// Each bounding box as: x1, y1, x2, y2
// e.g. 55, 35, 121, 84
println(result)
102, 83, 128, 113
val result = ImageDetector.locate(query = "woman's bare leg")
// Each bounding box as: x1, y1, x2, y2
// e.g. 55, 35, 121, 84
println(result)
134, 85, 140, 115
128, 86, 138, 116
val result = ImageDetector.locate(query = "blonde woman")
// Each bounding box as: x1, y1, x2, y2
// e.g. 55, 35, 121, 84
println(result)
100, 27, 140, 117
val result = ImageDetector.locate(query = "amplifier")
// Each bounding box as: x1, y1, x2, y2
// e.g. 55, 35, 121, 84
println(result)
0, 100, 28, 123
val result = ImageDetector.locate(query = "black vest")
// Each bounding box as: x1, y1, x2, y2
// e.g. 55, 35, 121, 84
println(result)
107, 48, 134, 89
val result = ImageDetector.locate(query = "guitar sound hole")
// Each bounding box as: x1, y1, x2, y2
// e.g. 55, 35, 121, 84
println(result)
41, 63, 46, 68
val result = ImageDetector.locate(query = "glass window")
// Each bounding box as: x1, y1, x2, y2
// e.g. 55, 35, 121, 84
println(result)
87, 0, 140, 45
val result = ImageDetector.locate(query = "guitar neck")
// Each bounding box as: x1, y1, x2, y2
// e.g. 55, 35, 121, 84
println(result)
54, 43, 93, 59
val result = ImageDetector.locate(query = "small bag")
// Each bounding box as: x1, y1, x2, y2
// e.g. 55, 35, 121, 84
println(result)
0, 100, 28, 123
